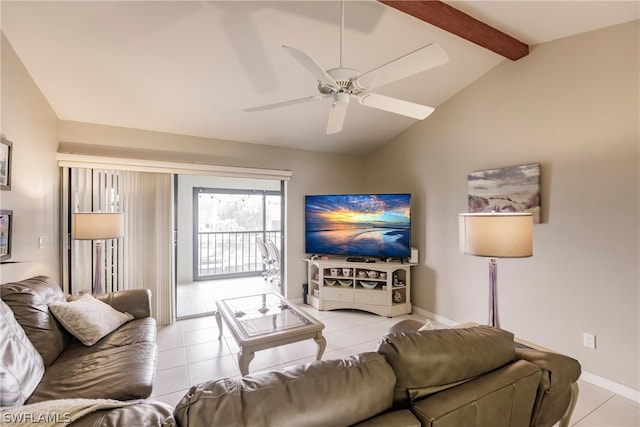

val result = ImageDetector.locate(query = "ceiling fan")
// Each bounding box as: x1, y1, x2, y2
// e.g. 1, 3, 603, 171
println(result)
244, 2, 449, 134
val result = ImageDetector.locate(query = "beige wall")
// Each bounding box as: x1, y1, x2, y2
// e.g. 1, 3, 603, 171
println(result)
365, 21, 639, 390
4, 18, 638, 394
58, 121, 365, 301
0, 34, 60, 284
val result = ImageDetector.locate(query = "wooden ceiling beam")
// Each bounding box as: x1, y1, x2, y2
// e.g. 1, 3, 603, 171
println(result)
379, 0, 529, 60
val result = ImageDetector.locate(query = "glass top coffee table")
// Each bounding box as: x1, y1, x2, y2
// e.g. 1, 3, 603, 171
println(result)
215, 292, 326, 376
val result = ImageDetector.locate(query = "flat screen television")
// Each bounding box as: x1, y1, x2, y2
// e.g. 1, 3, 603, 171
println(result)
305, 193, 411, 258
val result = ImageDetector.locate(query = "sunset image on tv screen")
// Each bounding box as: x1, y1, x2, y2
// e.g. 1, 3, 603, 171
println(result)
305, 194, 411, 258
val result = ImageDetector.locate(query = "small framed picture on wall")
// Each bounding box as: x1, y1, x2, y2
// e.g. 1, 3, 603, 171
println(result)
0, 210, 12, 262
0, 137, 13, 191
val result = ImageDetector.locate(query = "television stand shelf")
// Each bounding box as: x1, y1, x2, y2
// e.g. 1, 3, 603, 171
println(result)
304, 257, 415, 317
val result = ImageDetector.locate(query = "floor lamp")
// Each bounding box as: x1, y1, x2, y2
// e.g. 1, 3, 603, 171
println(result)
71, 212, 125, 295
458, 212, 533, 328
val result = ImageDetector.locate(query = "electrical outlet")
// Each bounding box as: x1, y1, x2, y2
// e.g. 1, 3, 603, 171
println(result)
39, 236, 46, 249
583, 332, 596, 349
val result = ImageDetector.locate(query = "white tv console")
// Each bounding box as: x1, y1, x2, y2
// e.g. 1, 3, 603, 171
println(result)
304, 257, 415, 317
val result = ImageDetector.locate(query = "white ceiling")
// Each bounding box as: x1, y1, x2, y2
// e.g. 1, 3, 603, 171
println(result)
2, 1, 638, 155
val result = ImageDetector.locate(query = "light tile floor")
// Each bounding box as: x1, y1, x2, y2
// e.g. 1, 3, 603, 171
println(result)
177, 276, 278, 318
154, 305, 640, 426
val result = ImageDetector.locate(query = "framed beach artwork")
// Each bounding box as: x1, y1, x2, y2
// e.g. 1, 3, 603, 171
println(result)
467, 163, 541, 223
0, 210, 12, 262
0, 137, 12, 191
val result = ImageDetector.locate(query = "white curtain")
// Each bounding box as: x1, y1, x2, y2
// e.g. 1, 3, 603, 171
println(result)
121, 171, 174, 325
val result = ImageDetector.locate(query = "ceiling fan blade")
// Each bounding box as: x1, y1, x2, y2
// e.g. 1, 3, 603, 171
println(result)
358, 93, 434, 120
244, 95, 326, 112
283, 45, 338, 88
356, 42, 449, 90
326, 93, 349, 134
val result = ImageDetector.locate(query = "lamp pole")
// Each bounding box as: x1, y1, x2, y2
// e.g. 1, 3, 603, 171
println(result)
488, 258, 499, 328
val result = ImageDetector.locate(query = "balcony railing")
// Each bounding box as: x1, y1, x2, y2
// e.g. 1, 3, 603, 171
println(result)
196, 230, 281, 279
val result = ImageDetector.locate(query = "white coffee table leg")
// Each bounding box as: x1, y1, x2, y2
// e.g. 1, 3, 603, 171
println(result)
314, 335, 326, 360
238, 349, 255, 376
215, 310, 223, 339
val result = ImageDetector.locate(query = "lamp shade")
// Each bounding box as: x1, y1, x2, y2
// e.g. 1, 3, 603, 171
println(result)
72, 212, 125, 240
459, 213, 533, 258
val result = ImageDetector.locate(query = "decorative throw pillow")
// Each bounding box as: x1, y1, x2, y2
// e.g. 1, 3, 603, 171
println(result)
0, 299, 45, 407
49, 293, 134, 346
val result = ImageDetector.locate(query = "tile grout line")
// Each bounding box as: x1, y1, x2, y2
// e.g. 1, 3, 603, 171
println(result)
569, 394, 617, 426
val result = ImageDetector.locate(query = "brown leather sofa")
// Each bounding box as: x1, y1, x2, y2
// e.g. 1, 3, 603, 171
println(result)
175, 323, 581, 427
2, 276, 581, 426
0, 276, 175, 426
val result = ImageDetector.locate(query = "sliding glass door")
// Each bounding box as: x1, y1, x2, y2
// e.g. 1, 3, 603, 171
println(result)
193, 188, 282, 280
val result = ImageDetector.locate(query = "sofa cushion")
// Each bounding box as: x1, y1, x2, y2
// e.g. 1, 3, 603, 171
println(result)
0, 276, 73, 366
0, 299, 45, 407
352, 409, 421, 427
377, 326, 516, 405
49, 293, 134, 346
26, 342, 157, 403
175, 352, 396, 427
55, 317, 157, 363
410, 360, 541, 427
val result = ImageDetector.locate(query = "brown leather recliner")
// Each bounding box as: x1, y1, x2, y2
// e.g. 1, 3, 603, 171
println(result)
385, 319, 581, 427
174, 324, 581, 427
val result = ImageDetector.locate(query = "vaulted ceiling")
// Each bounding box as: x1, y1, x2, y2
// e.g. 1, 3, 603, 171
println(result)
2, 1, 638, 154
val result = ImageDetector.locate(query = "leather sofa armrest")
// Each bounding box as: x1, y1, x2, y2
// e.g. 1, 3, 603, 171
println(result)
515, 348, 581, 427
95, 289, 152, 319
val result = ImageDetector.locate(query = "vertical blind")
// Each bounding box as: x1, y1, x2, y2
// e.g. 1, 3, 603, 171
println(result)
66, 168, 174, 325
120, 171, 174, 325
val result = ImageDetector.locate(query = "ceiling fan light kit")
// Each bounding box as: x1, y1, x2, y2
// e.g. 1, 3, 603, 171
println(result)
327, 92, 350, 134
245, 2, 449, 135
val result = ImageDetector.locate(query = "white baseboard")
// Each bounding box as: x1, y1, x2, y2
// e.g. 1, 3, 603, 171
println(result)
412, 306, 458, 327
579, 371, 640, 403
290, 297, 304, 305
412, 307, 640, 404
